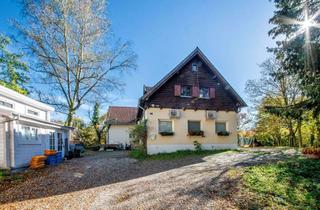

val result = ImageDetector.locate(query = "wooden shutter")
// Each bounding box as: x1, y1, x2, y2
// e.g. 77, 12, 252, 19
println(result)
174, 85, 181, 96
209, 88, 216, 99
192, 86, 199, 97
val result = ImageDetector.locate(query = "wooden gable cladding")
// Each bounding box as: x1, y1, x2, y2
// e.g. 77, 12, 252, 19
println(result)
146, 55, 239, 111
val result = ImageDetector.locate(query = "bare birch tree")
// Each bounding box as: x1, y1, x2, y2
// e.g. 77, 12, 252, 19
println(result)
14, 0, 136, 126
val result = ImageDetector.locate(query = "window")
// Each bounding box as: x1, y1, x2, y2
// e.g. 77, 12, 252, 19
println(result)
181, 85, 192, 97
21, 125, 38, 141
199, 87, 209, 99
57, 133, 63, 151
192, 63, 198, 71
0, 100, 13, 109
28, 109, 39, 116
188, 121, 201, 133
49, 132, 55, 150
159, 120, 173, 133
215, 122, 227, 133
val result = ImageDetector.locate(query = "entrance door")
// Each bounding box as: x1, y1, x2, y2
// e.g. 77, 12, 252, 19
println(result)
57, 133, 63, 155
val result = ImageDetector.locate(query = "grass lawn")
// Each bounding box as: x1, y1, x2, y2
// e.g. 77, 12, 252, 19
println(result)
241, 157, 320, 209
129, 149, 232, 160
0, 169, 10, 182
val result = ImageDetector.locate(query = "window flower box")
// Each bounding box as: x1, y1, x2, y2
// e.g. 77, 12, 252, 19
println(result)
217, 131, 230, 136
188, 131, 205, 137
159, 131, 174, 136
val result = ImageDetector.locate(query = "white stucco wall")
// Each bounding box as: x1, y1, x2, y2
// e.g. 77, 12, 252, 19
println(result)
145, 108, 238, 154
108, 124, 135, 146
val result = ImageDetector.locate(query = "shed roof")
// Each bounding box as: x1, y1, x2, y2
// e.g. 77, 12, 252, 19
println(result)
105, 106, 137, 125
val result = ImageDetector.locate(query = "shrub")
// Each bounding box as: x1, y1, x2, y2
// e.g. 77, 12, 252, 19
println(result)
129, 148, 147, 160
129, 120, 147, 149
193, 141, 202, 151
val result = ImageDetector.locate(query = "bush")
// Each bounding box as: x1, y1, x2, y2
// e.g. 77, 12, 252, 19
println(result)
129, 148, 147, 160
129, 120, 147, 148
193, 141, 202, 151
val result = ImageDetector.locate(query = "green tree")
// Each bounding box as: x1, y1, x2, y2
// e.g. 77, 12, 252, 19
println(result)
72, 117, 96, 146
90, 102, 109, 145
0, 34, 29, 95
269, 0, 320, 145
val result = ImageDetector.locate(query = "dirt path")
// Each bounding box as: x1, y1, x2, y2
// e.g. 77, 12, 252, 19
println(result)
0, 149, 295, 210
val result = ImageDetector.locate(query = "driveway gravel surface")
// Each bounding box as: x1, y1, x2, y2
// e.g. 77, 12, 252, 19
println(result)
0, 148, 295, 209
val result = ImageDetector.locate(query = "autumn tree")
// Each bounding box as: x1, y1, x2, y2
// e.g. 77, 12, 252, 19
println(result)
0, 34, 29, 95
246, 57, 303, 146
14, 0, 136, 126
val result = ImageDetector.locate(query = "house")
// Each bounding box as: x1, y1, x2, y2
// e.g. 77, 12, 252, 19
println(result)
105, 106, 137, 147
137, 48, 247, 154
0, 85, 72, 169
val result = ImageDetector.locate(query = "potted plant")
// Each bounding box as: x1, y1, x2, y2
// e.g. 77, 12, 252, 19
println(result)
217, 131, 230, 136
159, 131, 174, 136
301, 147, 320, 159
188, 130, 205, 137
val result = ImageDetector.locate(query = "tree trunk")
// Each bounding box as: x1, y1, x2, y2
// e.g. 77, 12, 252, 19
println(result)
297, 120, 303, 148
65, 109, 75, 127
315, 116, 320, 147
288, 121, 295, 147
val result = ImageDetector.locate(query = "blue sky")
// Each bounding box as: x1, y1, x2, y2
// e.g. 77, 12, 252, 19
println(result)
0, 0, 276, 122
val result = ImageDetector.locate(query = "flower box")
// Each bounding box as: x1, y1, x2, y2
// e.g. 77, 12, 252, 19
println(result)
301, 147, 320, 159
188, 131, 205, 137
159, 131, 174, 136
217, 131, 230, 136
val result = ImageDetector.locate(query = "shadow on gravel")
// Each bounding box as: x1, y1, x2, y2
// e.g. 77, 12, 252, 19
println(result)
0, 150, 226, 205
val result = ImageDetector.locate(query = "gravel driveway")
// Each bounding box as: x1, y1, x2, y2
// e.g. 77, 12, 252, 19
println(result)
0, 149, 295, 209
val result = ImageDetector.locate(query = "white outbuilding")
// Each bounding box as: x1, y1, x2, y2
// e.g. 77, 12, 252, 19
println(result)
0, 85, 72, 169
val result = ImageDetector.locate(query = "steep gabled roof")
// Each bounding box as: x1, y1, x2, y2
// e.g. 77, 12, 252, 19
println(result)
106, 106, 137, 125
141, 47, 247, 107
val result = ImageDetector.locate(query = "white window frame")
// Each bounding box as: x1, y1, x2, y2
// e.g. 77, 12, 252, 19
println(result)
18, 125, 41, 144
215, 121, 228, 133
27, 108, 39, 117
192, 63, 198, 72
57, 132, 63, 151
49, 132, 55, 150
0, 99, 14, 110
188, 120, 201, 133
180, 85, 192, 97
158, 120, 174, 133
199, 87, 210, 99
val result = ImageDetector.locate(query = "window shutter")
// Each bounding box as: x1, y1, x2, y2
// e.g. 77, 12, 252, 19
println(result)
209, 88, 216, 98
174, 85, 181, 96
192, 86, 199, 97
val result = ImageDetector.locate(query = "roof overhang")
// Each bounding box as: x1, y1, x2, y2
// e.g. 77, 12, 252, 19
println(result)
0, 85, 55, 112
